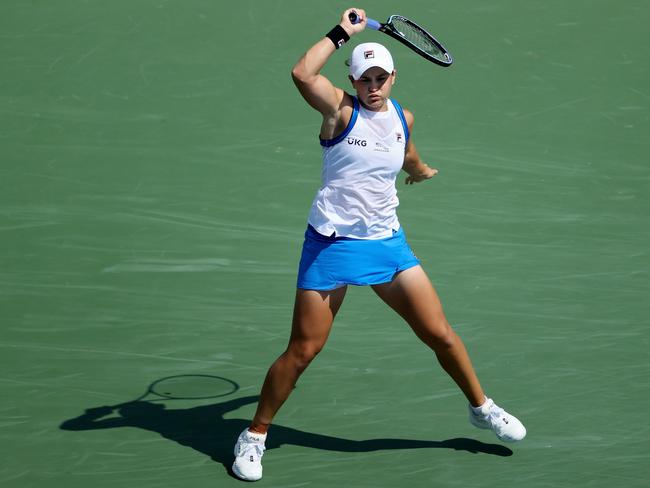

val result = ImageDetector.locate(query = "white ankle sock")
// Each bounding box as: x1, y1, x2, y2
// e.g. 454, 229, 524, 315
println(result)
471, 397, 490, 414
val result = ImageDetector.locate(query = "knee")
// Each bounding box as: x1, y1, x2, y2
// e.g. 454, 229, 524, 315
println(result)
286, 342, 323, 371
424, 321, 457, 351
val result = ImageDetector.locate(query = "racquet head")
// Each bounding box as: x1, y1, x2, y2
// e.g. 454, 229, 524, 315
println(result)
384, 15, 453, 67
349, 12, 453, 68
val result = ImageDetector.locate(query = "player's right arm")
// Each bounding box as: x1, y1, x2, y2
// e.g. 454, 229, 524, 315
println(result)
291, 8, 366, 137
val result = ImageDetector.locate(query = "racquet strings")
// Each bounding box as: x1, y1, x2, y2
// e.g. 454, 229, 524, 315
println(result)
391, 17, 446, 61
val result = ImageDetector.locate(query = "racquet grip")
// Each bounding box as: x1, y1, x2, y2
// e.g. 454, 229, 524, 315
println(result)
348, 12, 382, 30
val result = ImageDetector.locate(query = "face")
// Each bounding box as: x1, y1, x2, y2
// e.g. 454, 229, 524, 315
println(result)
350, 66, 396, 111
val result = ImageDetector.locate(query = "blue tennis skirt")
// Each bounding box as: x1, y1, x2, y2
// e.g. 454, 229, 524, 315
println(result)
297, 225, 421, 290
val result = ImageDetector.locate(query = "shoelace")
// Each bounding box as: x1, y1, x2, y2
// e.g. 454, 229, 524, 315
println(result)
489, 404, 506, 421
238, 441, 266, 460
474, 400, 506, 424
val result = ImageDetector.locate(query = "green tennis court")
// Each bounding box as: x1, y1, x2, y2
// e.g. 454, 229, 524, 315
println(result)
1, 1, 648, 486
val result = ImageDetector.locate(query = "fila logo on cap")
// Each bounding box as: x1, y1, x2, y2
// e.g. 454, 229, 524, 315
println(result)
364, 50, 375, 59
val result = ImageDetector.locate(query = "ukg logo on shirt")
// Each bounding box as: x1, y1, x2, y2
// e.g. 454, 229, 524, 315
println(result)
347, 137, 367, 146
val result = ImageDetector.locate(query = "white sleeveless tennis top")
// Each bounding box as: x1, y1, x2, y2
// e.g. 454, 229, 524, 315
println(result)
308, 96, 410, 239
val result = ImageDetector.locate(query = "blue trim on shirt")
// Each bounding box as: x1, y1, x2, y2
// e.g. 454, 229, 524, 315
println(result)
390, 98, 410, 145
319, 96, 360, 147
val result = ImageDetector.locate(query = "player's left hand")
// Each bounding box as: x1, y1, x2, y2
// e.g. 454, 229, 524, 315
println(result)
405, 164, 438, 184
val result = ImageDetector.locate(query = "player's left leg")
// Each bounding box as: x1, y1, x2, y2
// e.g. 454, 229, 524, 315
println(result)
372, 265, 484, 405
371, 265, 525, 442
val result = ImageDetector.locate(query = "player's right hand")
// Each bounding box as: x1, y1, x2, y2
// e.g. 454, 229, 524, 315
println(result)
340, 8, 366, 36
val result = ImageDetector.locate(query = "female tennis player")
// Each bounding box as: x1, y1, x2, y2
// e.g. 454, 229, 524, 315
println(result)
232, 8, 526, 481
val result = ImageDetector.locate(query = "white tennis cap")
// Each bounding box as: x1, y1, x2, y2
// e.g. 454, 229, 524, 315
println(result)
349, 42, 394, 80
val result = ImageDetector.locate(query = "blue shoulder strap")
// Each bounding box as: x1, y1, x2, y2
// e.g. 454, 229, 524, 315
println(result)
390, 98, 410, 145
319, 96, 359, 147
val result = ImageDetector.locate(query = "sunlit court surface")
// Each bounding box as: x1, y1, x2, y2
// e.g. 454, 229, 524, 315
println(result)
1, 1, 648, 487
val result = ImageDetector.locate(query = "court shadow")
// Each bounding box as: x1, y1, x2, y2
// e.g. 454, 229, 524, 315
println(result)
60, 394, 512, 476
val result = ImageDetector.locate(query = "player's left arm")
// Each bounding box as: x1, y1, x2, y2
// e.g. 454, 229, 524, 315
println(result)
401, 108, 438, 185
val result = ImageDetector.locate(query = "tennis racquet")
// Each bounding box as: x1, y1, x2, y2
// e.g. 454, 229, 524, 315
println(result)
349, 12, 453, 67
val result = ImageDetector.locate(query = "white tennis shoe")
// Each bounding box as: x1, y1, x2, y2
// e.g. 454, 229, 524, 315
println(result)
232, 429, 267, 481
469, 398, 526, 442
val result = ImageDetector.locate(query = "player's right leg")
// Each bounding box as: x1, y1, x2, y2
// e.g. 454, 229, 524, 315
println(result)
232, 286, 347, 481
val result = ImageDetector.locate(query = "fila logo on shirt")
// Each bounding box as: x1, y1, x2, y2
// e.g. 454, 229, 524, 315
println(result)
347, 137, 367, 146
396, 132, 403, 143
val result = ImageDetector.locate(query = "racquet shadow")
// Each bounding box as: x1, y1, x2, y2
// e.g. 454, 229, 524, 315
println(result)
60, 391, 513, 477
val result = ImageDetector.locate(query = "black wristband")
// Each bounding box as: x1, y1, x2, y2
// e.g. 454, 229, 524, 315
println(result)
325, 25, 350, 49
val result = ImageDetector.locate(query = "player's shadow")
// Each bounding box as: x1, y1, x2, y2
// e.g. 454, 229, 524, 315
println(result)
60, 392, 512, 476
